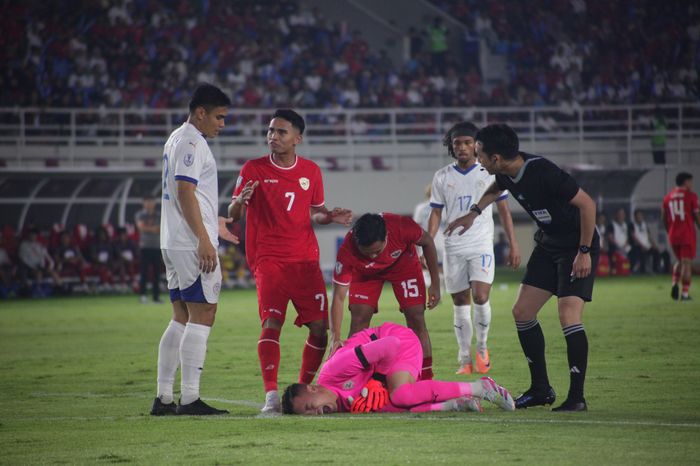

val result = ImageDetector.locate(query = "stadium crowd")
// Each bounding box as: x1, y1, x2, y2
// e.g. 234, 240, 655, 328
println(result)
2, 0, 698, 110
0, 222, 249, 298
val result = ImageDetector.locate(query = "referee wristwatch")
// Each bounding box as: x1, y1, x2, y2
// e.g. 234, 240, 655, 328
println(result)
579, 245, 591, 254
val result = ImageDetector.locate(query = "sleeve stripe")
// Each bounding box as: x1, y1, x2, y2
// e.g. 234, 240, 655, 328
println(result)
429, 202, 444, 208
174, 175, 198, 185
496, 194, 509, 201
332, 278, 351, 286
354, 345, 370, 370
310, 202, 325, 207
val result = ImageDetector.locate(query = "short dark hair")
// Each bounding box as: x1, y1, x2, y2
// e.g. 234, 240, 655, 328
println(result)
443, 121, 479, 158
188, 84, 231, 113
352, 213, 386, 247
475, 124, 519, 160
676, 172, 693, 187
273, 108, 305, 134
281, 383, 306, 415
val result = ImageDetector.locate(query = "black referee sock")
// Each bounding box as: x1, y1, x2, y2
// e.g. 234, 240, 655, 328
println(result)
563, 324, 588, 401
515, 320, 550, 390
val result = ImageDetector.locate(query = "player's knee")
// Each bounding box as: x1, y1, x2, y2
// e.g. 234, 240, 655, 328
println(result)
472, 292, 489, 305
512, 305, 528, 321
388, 383, 411, 408
262, 317, 283, 330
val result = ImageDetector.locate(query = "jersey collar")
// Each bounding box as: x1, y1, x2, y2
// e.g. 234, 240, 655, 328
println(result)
452, 163, 479, 175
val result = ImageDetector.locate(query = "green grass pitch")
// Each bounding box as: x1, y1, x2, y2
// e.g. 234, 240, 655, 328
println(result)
1, 271, 699, 465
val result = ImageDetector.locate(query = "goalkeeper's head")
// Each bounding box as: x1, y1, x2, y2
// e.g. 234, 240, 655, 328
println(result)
282, 383, 338, 415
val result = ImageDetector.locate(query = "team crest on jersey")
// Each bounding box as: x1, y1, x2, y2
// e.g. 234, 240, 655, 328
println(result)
184, 153, 194, 167
335, 261, 343, 275
299, 177, 310, 191
390, 250, 402, 259
343, 380, 354, 390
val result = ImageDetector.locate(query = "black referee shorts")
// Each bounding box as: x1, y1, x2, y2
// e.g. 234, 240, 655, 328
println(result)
522, 240, 599, 302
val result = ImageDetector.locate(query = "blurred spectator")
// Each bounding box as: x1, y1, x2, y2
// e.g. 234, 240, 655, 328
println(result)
135, 196, 162, 303
89, 227, 115, 288
630, 209, 661, 274
18, 229, 62, 296
650, 108, 667, 165
53, 230, 88, 291
493, 231, 509, 267
0, 239, 15, 298
112, 226, 138, 289
608, 208, 632, 275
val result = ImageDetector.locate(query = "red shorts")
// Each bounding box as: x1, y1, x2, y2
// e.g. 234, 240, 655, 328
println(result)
671, 243, 696, 260
348, 255, 425, 311
254, 260, 328, 327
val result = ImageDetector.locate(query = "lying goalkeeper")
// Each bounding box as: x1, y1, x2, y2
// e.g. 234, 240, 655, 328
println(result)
281, 322, 515, 415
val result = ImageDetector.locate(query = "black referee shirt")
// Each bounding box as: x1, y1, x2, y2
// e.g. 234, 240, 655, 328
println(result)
495, 153, 584, 247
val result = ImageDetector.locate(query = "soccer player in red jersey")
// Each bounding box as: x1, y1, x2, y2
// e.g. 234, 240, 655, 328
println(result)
281, 322, 515, 415
228, 109, 352, 413
329, 212, 441, 381
662, 172, 700, 301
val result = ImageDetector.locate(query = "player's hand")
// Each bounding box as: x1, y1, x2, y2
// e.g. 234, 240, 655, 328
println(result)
427, 282, 441, 309
508, 243, 521, 269
444, 213, 476, 236
350, 379, 388, 413
571, 251, 591, 279
328, 337, 344, 358
236, 180, 258, 205
329, 207, 353, 226
197, 238, 218, 273
217, 216, 240, 244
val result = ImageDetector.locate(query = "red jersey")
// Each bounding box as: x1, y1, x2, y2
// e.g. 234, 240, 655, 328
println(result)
333, 213, 423, 285
663, 187, 699, 245
233, 154, 325, 269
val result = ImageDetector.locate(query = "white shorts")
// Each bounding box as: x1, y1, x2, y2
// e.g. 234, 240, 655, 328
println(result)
443, 247, 495, 294
162, 249, 222, 304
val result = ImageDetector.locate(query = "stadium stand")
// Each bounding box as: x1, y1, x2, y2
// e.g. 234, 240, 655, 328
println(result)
1, 0, 698, 298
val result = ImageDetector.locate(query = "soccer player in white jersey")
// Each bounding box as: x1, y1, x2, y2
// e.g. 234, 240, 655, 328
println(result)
428, 122, 521, 375
150, 84, 238, 416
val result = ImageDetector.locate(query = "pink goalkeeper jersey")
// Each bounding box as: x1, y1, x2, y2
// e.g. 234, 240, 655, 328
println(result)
232, 154, 325, 270
317, 323, 423, 412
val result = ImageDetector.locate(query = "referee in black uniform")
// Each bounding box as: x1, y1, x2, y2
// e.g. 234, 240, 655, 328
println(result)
445, 124, 598, 412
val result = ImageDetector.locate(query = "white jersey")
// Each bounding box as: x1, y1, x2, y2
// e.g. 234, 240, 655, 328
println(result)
413, 199, 446, 258
430, 162, 508, 253
160, 122, 219, 251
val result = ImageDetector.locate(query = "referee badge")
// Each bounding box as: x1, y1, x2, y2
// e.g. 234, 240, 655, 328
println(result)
299, 177, 310, 191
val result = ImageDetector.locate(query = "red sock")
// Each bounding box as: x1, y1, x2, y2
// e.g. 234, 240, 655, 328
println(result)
299, 333, 327, 383
672, 267, 680, 285
682, 279, 691, 296
258, 328, 280, 392
421, 357, 433, 380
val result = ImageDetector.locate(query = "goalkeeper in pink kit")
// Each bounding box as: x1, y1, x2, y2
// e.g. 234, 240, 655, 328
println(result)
281, 322, 515, 414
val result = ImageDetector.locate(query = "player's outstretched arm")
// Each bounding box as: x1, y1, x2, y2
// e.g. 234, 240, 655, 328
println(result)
329, 281, 349, 357
177, 180, 217, 273
228, 180, 258, 222
445, 181, 503, 236
310, 206, 353, 226
217, 216, 240, 244
495, 199, 521, 269
416, 231, 441, 309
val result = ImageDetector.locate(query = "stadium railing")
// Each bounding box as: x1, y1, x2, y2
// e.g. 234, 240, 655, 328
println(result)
0, 103, 698, 170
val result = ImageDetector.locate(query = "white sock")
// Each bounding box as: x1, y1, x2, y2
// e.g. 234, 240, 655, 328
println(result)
156, 320, 185, 404
453, 304, 473, 364
473, 301, 492, 353
179, 322, 211, 405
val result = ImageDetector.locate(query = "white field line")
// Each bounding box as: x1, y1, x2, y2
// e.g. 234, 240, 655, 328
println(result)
27, 392, 700, 429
